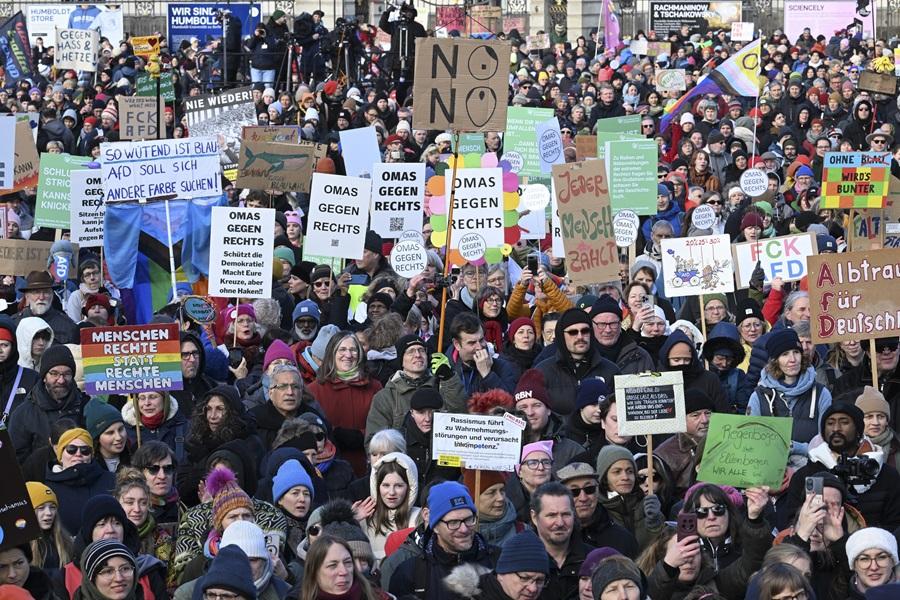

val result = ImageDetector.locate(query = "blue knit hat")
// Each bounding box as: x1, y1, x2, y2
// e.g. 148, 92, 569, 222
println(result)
272, 459, 315, 503
496, 531, 550, 574
200, 544, 257, 600
292, 299, 321, 323
657, 183, 672, 199
575, 378, 611, 410
427, 481, 476, 529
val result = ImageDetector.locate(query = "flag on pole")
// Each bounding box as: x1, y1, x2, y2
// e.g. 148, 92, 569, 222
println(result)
602, 0, 621, 54
660, 39, 762, 132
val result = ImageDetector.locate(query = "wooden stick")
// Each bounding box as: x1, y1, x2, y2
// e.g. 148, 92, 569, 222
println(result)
646, 435, 654, 495
699, 294, 707, 341
436, 131, 462, 352
233, 298, 239, 348
474, 469, 481, 531
132, 394, 142, 448
870, 338, 880, 389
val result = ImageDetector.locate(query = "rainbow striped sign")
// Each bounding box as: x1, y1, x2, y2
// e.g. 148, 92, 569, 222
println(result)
821, 151, 891, 209
80, 324, 183, 395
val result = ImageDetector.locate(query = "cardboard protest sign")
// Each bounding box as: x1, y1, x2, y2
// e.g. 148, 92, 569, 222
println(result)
81, 324, 183, 395
35, 153, 90, 229
136, 72, 175, 102
656, 69, 686, 92
575, 135, 597, 160
551, 160, 619, 285
0, 118, 39, 195
884, 175, 900, 249
807, 248, 900, 343
595, 115, 642, 159
371, 163, 425, 238
732, 233, 817, 288
54, 27, 98, 71
119, 95, 165, 141
445, 168, 505, 251
526, 33, 550, 51
857, 71, 896, 96
236, 140, 316, 193
131, 35, 160, 59
505, 107, 555, 178
615, 371, 686, 436
822, 152, 891, 209
697, 414, 792, 489
536, 117, 564, 175
208, 206, 275, 299
339, 126, 382, 178
0, 115, 14, 189
69, 169, 105, 246
412, 38, 510, 132
0, 428, 41, 552
432, 412, 524, 471
0, 239, 78, 275
241, 125, 300, 144
101, 138, 222, 202
730, 21, 755, 41
661, 235, 735, 297
306, 174, 372, 260
605, 140, 658, 215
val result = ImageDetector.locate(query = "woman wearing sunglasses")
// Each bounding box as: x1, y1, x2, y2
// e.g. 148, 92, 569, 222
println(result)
46, 427, 117, 536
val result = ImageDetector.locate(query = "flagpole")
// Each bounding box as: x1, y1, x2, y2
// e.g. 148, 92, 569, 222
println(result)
750, 32, 763, 157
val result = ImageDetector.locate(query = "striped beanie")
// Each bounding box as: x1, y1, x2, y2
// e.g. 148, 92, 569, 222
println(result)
80, 539, 136, 582
206, 466, 254, 532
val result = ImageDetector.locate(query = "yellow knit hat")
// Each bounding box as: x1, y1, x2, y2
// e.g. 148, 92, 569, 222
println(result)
55, 428, 93, 461
26, 481, 58, 508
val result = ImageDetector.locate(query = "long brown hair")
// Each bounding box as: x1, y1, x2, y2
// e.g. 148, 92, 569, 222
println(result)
368, 460, 413, 536
30, 506, 73, 568
300, 536, 377, 600
756, 563, 813, 600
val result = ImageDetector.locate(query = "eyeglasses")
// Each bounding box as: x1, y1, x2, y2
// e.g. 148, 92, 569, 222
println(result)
47, 369, 73, 381
144, 464, 175, 475
440, 515, 477, 530
97, 565, 135, 579
592, 320, 620, 330
706, 200, 723, 205
642, 124, 654, 129
514, 573, 547, 588
204, 593, 241, 600
337, 347, 360, 355
181, 351, 201, 359
855, 553, 894, 569
483, 297, 502, 305
564, 327, 591, 337
696, 504, 728, 519
568, 484, 598, 497
771, 592, 808, 600
871, 139, 887, 144
270, 383, 302, 391
522, 458, 553, 470
65, 445, 92, 456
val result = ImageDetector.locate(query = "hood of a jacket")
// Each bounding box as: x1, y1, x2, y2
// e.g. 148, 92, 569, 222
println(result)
16, 316, 53, 369
0, 314, 19, 369
658, 330, 699, 368
369, 451, 418, 509
122, 395, 180, 427
180, 330, 207, 379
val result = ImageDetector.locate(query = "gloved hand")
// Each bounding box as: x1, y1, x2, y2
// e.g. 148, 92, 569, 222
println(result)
643, 494, 664, 529
431, 352, 453, 381
750, 260, 765, 292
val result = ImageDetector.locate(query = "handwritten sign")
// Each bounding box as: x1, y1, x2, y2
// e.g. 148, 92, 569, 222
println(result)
551, 160, 618, 285
208, 206, 275, 299
69, 170, 105, 246
661, 235, 735, 297
822, 152, 891, 209
432, 412, 524, 472
131, 35, 160, 59
236, 140, 316, 193
656, 69, 687, 92
697, 414, 792, 489
0, 240, 78, 275
732, 233, 817, 288
136, 72, 175, 102
81, 324, 183, 395
241, 125, 300, 144
526, 33, 550, 51
615, 371, 686, 436
0, 118, 39, 195
55, 28, 98, 71
306, 174, 371, 260
371, 163, 425, 238
412, 38, 510, 132
731, 21, 755, 41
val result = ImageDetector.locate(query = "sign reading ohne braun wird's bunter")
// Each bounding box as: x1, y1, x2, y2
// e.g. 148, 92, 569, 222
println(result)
208, 206, 275, 299
615, 371, 686, 436
432, 412, 524, 471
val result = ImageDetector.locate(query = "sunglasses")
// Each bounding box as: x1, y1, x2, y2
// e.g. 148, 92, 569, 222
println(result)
313, 280, 331, 288
696, 504, 728, 519
877, 343, 899, 353
706, 200, 723, 205
65, 445, 92, 456
145, 464, 176, 475
568, 484, 598, 497
564, 327, 591, 337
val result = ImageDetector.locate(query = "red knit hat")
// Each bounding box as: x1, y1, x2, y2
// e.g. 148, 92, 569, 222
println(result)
83, 293, 114, 324
507, 317, 536, 344
383, 527, 414, 557
514, 368, 551, 410
462, 467, 507, 499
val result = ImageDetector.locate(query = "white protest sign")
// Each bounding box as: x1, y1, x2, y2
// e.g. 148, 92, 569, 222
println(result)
432, 412, 524, 471
615, 371, 686, 436
630, 39, 649, 55
458, 232, 487, 262
501, 152, 524, 173
101, 138, 221, 202
656, 69, 687, 92
208, 206, 275, 298
691, 204, 717, 230
446, 168, 504, 250
732, 232, 817, 288
371, 163, 425, 238
55, 28, 99, 72
389, 240, 428, 278
740, 168, 768, 197
306, 173, 372, 260
69, 170, 105, 246
400, 229, 426, 246
731, 21, 755, 42
0, 116, 14, 189
661, 234, 735, 297
613, 209, 640, 248
536, 117, 564, 174
339, 126, 381, 178
521, 184, 550, 212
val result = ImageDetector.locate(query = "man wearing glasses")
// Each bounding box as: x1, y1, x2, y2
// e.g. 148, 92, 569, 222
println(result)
445, 531, 550, 600
249, 364, 322, 449
389, 482, 496, 599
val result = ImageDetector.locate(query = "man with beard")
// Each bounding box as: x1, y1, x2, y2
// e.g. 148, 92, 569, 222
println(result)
13, 271, 78, 344
291, 300, 320, 349
9, 345, 88, 460
589, 296, 654, 375
170, 331, 217, 420
782, 403, 900, 531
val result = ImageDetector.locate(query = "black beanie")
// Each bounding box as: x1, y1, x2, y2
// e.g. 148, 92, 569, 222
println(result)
821, 403, 865, 439
555, 308, 592, 341
39, 344, 76, 379
364, 230, 384, 255
411, 387, 443, 411
80, 495, 136, 544
684, 389, 716, 414
590, 295, 622, 320
395, 334, 425, 359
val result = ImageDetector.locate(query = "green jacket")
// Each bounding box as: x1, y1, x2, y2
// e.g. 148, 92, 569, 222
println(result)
365, 372, 467, 444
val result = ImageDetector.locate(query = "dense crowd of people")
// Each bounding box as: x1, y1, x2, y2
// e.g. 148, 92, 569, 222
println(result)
2, 7, 900, 600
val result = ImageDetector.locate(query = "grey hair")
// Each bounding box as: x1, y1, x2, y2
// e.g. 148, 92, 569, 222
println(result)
783, 291, 809, 317
651, 220, 674, 234
368, 429, 406, 456
426, 248, 444, 272
793, 320, 811, 339
270, 363, 302, 384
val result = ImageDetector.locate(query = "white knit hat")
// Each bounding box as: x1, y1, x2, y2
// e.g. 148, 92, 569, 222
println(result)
221, 521, 268, 559
846, 527, 898, 569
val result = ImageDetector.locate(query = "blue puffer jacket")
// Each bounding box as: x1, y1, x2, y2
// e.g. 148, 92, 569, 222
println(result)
641, 201, 684, 241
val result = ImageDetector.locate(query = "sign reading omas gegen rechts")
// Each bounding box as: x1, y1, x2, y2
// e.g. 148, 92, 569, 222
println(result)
208, 206, 275, 299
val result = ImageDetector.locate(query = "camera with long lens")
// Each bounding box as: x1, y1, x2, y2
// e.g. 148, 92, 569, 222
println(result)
833, 454, 880, 488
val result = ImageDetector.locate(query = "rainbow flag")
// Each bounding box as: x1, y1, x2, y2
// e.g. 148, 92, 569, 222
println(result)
660, 39, 761, 132
80, 324, 183, 395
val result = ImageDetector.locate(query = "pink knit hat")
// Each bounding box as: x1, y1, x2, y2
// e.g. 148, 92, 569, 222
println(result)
516, 440, 554, 475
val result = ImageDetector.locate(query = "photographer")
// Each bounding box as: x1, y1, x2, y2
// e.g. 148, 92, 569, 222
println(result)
378, 2, 426, 101
247, 10, 289, 87
328, 17, 366, 84
782, 403, 900, 532
216, 8, 243, 85
294, 10, 329, 85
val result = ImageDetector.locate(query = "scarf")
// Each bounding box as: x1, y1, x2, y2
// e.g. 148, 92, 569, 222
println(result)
460, 287, 476, 310
870, 428, 894, 448
254, 555, 274, 592
140, 410, 165, 429
316, 580, 364, 600
397, 371, 430, 387
137, 513, 156, 539
336, 366, 359, 381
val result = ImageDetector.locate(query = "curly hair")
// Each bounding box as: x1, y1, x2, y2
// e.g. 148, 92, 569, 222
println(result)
188, 393, 247, 451
468, 389, 514, 414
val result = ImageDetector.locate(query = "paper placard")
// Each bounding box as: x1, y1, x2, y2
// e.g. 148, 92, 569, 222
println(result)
432, 412, 524, 472
35, 153, 90, 229
458, 232, 486, 263
576, 135, 597, 160
80, 324, 183, 395
732, 233, 816, 288
339, 126, 382, 178
207, 206, 275, 299
101, 138, 222, 202
730, 21, 755, 41
371, 163, 426, 238
697, 414, 792, 489
615, 371, 686, 436
389, 240, 428, 278
306, 174, 372, 260
236, 140, 316, 193
526, 33, 550, 51
661, 235, 735, 297
822, 151, 891, 209
131, 35, 160, 59
656, 69, 687, 92
446, 168, 504, 251
69, 170, 105, 246
136, 72, 175, 102
54, 28, 99, 71
505, 107, 556, 178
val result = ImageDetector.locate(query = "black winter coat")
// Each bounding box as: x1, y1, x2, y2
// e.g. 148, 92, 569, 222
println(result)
534, 348, 619, 416
9, 382, 89, 461
46, 461, 116, 536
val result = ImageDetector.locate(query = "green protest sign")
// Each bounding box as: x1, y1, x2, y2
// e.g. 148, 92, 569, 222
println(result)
595, 115, 642, 159
605, 139, 659, 216
697, 414, 792, 489
505, 106, 555, 177
35, 153, 91, 229
136, 72, 175, 102
454, 133, 485, 155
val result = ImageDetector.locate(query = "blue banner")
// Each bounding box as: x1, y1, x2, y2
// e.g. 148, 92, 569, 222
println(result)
167, 2, 261, 47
